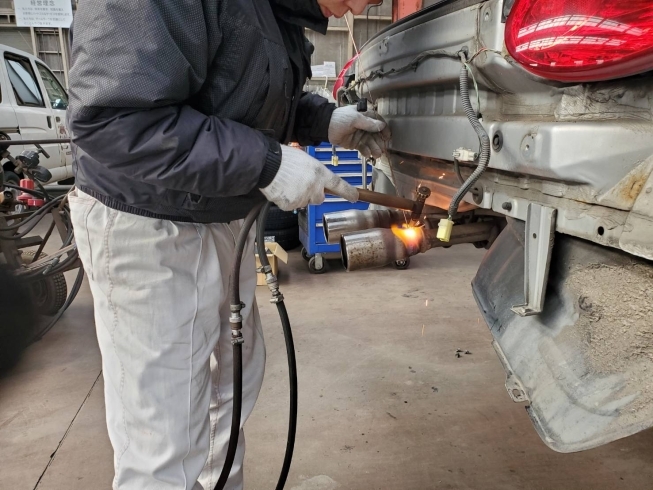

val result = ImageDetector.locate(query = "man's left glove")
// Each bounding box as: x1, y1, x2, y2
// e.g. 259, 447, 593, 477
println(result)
328, 105, 391, 158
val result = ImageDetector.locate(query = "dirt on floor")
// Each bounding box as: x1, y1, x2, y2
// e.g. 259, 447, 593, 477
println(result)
567, 263, 653, 413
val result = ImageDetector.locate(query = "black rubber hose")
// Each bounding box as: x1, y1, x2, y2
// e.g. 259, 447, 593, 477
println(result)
37, 248, 79, 277
452, 159, 465, 186
26, 170, 52, 202
272, 301, 297, 490
227, 204, 263, 308
215, 200, 298, 490
255, 202, 272, 261
31, 219, 56, 262
214, 343, 243, 489
448, 58, 491, 218
256, 202, 298, 490
0, 196, 63, 232
215, 203, 264, 490
2, 183, 47, 199
0, 194, 63, 232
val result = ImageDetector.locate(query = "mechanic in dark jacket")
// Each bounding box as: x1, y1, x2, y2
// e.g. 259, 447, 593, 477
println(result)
67, 0, 387, 489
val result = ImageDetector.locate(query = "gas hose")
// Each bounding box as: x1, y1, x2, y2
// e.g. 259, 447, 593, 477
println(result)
214, 201, 298, 490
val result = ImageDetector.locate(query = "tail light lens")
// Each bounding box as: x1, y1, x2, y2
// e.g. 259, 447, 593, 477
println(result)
505, 0, 653, 82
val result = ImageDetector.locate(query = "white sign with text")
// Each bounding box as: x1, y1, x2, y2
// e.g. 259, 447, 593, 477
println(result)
15, 0, 73, 28
311, 61, 337, 78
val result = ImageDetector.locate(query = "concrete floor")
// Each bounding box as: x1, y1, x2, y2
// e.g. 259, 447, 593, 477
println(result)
2, 245, 653, 490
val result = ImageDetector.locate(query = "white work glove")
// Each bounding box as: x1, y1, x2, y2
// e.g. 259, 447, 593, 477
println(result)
260, 145, 359, 211
328, 104, 391, 159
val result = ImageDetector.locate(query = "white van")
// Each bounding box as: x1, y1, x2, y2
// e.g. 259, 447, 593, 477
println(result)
0, 44, 72, 184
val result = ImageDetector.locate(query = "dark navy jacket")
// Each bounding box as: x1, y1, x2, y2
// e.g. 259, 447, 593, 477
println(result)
68, 0, 335, 222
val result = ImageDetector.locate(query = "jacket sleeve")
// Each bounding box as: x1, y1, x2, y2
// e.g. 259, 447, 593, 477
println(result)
67, 0, 281, 198
291, 92, 336, 147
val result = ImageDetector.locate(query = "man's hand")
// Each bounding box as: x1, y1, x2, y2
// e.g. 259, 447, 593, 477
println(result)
260, 145, 359, 211
328, 105, 391, 158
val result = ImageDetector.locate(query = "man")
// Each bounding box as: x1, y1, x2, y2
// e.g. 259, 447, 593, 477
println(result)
67, 0, 387, 489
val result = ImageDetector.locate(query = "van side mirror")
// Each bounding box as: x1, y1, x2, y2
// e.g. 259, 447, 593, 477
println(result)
52, 98, 68, 110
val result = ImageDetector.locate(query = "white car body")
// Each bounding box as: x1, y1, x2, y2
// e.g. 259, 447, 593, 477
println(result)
0, 44, 72, 184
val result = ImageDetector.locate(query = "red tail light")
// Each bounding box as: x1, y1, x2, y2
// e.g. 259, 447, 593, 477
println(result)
505, 0, 653, 82
333, 55, 358, 100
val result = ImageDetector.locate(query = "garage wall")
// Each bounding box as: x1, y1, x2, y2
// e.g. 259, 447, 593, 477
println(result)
0, 0, 72, 88
0, 27, 33, 53
0, 0, 393, 94
306, 1, 393, 96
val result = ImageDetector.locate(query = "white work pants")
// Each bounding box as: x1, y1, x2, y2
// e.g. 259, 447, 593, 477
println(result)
69, 190, 265, 490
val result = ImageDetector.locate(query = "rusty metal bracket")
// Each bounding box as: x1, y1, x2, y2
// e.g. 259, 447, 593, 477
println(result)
511, 203, 557, 317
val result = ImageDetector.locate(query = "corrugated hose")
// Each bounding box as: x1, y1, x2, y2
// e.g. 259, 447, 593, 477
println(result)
447, 52, 491, 218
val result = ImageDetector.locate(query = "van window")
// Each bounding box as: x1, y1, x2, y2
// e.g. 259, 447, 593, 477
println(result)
36, 63, 68, 110
4, 55, 44, 107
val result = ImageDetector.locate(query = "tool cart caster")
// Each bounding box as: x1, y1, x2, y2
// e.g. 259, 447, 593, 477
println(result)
301, 247, 312, 262
393, 258, 410, 270
308, 254, 328, 274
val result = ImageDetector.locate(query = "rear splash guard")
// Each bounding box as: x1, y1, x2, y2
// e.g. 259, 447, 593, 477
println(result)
473, 219, 653, 452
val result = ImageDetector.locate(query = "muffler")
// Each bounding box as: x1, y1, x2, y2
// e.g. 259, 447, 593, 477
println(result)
340, 222, 495, 271
322, 208, 406, 244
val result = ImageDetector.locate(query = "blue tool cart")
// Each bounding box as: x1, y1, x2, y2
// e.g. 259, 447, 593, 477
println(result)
299, 143, 372, 274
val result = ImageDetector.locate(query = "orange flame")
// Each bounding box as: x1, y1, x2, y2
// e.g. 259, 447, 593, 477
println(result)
391, 224, 420, 246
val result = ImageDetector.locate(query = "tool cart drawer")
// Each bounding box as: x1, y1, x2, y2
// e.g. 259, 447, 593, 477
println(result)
307, 143, 360, 162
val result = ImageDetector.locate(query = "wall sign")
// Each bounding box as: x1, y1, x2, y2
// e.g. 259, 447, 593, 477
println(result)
14, 0, 73, 28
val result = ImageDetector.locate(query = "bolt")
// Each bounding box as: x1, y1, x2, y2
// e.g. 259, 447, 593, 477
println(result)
501, 202, 512, 211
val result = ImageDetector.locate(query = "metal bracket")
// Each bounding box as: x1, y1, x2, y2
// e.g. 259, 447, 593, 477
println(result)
492, 341, 530, 404
511, 203, 557, 317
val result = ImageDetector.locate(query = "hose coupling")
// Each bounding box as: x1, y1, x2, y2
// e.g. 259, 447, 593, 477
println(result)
42, 256, 60, 275
230, 302, 246, 312
257, 264, 272, 274
270, 290, 285, 304
229, 302, 246, 324
231, 330, 245, 345
265, 272, 278, 288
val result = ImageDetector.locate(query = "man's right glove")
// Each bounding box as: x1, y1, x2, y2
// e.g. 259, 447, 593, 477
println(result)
260, 145, 359, 211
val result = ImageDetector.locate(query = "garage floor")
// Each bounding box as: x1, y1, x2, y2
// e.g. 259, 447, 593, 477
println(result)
2, 246, 653, 490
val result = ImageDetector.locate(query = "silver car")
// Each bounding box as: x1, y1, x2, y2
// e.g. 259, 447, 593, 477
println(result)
331, 0, 653, 453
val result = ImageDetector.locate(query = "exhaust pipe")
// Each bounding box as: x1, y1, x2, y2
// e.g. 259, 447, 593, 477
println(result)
340, 222, 495, 271
322, 208, 406, 244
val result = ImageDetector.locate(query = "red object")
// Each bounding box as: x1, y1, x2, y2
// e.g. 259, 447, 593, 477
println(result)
333, 55, 358, 100
17, 178, 35, 203
28, 198, 45, 207
506, 0, 653, 82
392, 0, 423, 22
